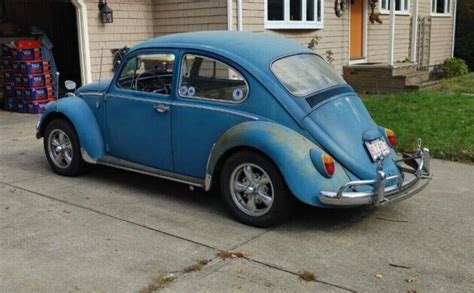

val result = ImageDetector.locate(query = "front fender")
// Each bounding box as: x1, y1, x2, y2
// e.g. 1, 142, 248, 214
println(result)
38, 97, 105, 161
206, 121, 350, 207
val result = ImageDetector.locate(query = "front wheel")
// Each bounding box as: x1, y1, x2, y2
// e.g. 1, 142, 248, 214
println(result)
43, 119, 86, 176
220, 151, 293, 227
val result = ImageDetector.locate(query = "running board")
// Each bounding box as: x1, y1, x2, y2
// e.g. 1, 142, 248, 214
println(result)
97, 155, 204, 187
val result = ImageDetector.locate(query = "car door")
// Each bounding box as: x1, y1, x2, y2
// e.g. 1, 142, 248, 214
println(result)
104, 50, 177, 171
171, 52, 253, 178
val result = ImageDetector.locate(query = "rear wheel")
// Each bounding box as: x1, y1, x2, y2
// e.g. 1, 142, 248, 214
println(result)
220, 151, 293, 227
43, 119, 86, 176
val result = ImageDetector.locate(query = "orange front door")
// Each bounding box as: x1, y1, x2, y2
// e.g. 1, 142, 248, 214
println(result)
350, 0, 364, 60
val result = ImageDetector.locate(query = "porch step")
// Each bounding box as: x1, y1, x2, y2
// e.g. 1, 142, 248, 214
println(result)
406, 80, 441, 90
343, 62, 433, 94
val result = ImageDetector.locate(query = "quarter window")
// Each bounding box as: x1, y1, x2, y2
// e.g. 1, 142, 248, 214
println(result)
178, 54, 248, 103
266, 0, 323, 29
117, 53, 175, 95
431, 0, 450, 14
380, 0, 410, 14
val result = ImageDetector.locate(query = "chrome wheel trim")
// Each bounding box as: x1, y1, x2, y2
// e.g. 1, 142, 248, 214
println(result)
47, 129, 73, 169
229, 163, 274, 217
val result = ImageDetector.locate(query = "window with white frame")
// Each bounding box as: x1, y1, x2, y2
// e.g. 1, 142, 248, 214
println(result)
432, 0, 450, 15
266, 0, 323, 29
380, 0, 410, 14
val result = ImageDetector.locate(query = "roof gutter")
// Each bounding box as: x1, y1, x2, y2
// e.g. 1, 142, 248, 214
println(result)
451, 0, 457, 57
237, 0, 243, 31
227, 0, 233, 30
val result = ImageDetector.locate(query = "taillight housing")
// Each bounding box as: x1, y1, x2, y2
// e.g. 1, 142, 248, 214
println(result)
385, 128, 396, 147
322, 153, 335, 177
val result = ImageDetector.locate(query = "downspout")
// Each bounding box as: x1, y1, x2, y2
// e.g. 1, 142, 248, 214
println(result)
410, 0, 418, 62
237, 0, 243, 31
388, 0, 395, 66
451, 0, 457, 57
227, 0, 233, 30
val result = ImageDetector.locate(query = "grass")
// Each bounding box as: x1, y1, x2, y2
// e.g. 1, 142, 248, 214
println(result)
361, 73, 474, 163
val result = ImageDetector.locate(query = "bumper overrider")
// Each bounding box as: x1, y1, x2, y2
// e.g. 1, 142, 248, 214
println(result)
319, 139, 432, 206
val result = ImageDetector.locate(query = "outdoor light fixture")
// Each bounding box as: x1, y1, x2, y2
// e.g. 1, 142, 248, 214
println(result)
98, 0, 113, 24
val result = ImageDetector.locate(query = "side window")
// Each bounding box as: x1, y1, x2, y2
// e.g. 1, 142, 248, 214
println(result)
117, 53, 175, 95
178, 54, 248, 103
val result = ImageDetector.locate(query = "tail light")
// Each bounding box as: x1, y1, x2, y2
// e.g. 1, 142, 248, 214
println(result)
322, 154, 335, 177
385, 128, 396, 147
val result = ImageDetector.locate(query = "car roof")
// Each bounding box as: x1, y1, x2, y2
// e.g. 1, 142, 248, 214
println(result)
130, 31, 311, 70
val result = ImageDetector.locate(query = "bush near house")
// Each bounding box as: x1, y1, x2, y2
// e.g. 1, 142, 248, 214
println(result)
362, 74, 474, 163
443, 58, 469, 78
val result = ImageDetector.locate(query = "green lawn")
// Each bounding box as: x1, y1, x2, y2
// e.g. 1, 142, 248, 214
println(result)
361, 74, 474, 163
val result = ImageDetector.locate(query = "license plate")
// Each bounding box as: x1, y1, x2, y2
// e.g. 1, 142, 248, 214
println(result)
365, 138, 390, 161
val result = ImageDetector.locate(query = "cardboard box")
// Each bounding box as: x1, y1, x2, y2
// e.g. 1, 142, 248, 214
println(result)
27, 99, 51, 114
3, 96, 17, 111
11, 48, 42, 61
16, 40, 41, 49
24, 87, 54, 100
5, 82, 15, 96
3, 70, 14, 82
21, 74, 52, 88
14, 60, 50, 74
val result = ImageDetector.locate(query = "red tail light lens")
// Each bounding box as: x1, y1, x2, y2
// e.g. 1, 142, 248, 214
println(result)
322, 154, 335, 177
386, 128, 396, 147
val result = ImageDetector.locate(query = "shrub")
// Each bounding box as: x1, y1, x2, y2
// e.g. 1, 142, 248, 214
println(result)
443, 58, 469, 78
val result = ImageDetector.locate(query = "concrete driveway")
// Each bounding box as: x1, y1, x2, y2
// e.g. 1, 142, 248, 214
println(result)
1, 111, 473, 292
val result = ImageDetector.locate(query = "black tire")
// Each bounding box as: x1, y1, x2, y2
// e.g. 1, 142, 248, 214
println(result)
220, 151, 293, 227
43, 119, 86, 176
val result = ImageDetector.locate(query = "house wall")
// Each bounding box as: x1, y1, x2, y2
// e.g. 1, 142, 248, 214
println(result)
84, 0, 155, 80
367, 0, 455, 66
234, 0, 350, 73
83, 0, 455, 81
153, 0, 228, 36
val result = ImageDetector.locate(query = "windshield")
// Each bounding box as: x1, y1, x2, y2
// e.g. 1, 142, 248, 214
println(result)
271, 54, 346, 96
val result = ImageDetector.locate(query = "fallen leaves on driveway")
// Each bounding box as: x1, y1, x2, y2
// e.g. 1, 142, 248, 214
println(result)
216, 251, 249, 260
375, 272, 383, 279
298, 270, 316, 282
140, 274, 176, 293
405, 276, 417, 283
182, 259, 210, 273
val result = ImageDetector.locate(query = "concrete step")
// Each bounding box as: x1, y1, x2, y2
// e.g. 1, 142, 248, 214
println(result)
392, 63, 419, 76
406, 80, 441, 90
404, 71, 430, 86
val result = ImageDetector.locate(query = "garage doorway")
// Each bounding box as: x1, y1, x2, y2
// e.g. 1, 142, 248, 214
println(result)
1, 0, 88, 93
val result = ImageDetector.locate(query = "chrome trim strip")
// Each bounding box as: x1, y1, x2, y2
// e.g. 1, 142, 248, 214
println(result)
173, 102, 259, 120
80, 148, 97, 164
78, 92, 104, 97
107, 93, 172, 105
97, 155, 203, 187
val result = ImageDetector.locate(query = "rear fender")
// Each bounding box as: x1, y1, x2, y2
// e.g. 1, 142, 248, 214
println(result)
37, 97, 105, 161
206, 121, 350, 206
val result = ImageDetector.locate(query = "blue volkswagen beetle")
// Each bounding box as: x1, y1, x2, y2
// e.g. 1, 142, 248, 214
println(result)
36, 32, 431, 227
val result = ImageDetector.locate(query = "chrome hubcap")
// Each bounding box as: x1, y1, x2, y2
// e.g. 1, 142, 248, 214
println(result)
47, 129, 73, 169
230, 163, 274, 217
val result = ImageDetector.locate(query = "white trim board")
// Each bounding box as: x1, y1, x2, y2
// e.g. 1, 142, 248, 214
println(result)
71, 0, 92, 84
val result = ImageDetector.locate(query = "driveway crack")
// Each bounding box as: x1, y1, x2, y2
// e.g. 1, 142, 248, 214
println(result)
5, 182, 356, 292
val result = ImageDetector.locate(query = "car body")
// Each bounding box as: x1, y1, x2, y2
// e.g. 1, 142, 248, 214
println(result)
36, 31, 431, 227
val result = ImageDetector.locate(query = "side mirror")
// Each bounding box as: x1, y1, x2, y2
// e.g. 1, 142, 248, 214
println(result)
65, 80, 77, 91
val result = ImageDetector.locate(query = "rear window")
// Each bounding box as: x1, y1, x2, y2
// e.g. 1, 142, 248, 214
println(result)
271, 54, 346, 96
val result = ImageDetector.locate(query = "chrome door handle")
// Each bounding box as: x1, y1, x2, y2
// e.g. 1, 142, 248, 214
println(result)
154, 104, 170, 113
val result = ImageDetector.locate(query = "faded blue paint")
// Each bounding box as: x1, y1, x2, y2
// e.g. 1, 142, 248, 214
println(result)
36, 31, 407, 207
207, 121, 350, 206
38, 97, 105, 160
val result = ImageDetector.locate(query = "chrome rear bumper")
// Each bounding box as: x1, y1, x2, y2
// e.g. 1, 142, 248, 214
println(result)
319, 140, 432, 206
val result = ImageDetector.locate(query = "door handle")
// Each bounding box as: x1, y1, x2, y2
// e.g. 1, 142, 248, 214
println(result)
154, 104, 170, 113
